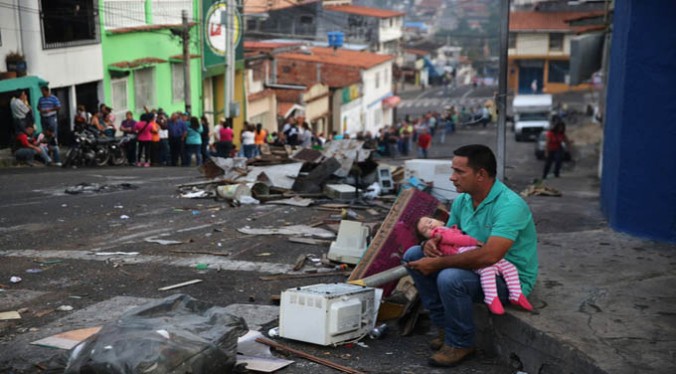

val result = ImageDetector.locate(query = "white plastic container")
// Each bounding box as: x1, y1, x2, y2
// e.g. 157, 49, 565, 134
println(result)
279, 283, 377, 346
404, 159, 459, 203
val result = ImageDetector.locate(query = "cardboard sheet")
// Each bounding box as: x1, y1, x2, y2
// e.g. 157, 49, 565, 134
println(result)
30, 326, 102, 350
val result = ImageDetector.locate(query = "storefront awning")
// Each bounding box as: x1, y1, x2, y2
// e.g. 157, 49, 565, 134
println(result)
382, 95, 401, 109
0, 75, 48, 94
108, 57, 167, 72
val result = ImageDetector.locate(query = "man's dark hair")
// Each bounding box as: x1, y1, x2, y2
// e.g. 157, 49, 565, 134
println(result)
454, 144, 497, 178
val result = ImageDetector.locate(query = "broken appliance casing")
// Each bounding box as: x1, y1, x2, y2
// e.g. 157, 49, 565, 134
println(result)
279, 283, 376, 346
404, 159, 459, 203
324, 184, 357, 200
327, 220, 369, 265
377, 167, 395, 193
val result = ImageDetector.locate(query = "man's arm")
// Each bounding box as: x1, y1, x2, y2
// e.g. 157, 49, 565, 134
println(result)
408, 236, 513, 276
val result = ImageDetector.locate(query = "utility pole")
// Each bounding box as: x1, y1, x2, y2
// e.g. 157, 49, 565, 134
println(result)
496, 0, 510, 181
222, 0, 236, 120
182, 9, 192, 114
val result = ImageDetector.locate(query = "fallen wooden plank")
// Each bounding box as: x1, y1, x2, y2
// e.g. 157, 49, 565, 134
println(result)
288, 237, 331, 245
255, 337, 365, 374
170, 250, 231, 257
30, 326, 102, 350
292, 254, 307, 271
158, 279, 203, 291
259, 271, 350, 281
0, 311, 21, 320
176, 179, 236, 188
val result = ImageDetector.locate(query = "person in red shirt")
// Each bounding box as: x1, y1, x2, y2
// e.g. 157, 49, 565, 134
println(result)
542, 119, 570, 179
418, 128, 432, 159
216, 120, 234, 158
14, 126, 52, 166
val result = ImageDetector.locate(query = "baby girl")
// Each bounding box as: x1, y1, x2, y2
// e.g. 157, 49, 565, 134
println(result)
416, 216, 533, 314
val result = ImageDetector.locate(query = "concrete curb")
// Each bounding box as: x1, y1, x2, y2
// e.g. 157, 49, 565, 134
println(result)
476, 308, 606, 374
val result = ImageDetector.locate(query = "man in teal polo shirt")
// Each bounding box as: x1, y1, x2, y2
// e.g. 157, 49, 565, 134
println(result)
404, 144, 538, 367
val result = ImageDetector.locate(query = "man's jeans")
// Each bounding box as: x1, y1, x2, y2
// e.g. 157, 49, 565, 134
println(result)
15, 147, 52, 164
403, 245, 509, 348
42, 115, 58, 138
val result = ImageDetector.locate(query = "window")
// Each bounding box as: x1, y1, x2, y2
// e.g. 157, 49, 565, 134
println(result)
375, 72, 380, 89
171, 63, 184, 103
509, 33, 516, 49
111, 78, 128, 112
548, 60, 569, 83
549, 33, 564, 52
103, 0, 146, 30
134, 67, 156, 111
40, 0, 99, 49
111, 78, 128, 125
247, 18, 258, 31
300, 16, 314, 25
152, 0, 193, 25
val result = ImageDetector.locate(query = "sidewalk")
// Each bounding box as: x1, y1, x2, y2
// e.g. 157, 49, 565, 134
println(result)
480, 152, 676, 373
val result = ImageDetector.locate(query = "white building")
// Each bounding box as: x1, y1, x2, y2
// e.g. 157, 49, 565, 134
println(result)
271, 46, 395, 135
0, 0, 103, 139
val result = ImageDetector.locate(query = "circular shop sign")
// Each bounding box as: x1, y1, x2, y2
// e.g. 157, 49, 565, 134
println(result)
205, 2, 241, 56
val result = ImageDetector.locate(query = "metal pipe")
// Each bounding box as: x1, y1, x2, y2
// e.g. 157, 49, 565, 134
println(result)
348, 265, 408, 287
496, 0, 511, 182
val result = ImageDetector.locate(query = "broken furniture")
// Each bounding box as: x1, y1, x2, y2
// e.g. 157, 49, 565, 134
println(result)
348, 188, 443, 296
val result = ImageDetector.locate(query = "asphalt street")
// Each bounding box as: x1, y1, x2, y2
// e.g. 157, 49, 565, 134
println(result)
0, 125, 566, 373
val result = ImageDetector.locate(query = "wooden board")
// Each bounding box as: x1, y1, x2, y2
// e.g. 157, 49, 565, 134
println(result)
0, 311, 21, 320
30, 326, 102, 350
348, 189, 441, 296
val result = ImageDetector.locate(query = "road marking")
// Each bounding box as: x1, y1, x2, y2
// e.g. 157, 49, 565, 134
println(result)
2, 249, 292, 274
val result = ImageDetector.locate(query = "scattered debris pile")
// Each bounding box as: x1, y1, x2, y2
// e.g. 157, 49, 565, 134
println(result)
521, 181, 562, 197
65, 182, 138, 195
177, 140, 409, 205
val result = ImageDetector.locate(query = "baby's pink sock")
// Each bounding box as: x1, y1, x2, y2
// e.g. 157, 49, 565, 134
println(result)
487, 298, 505, 315
510, 294, 534, 311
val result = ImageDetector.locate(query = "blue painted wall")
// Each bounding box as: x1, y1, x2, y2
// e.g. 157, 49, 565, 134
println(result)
601, 0, 676, 243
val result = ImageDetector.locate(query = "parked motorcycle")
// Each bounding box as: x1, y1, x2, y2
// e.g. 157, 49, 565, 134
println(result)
63, 129, 130, 168
109, 134, 135, 166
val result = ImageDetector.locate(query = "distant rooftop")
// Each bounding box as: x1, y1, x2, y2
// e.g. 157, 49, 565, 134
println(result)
510, 11, 605, 32
275, 47, 394, 69
243, 0, 320, 15
324, 4, 405, 18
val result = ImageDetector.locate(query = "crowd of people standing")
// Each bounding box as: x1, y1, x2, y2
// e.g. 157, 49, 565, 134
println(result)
8, 86, 494, 168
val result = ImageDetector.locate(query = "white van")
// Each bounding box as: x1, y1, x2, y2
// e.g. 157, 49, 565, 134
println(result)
512, 94, 552, 141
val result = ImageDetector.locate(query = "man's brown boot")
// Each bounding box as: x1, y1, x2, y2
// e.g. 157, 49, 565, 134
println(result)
428, 345, 476, 367
429, 330, 445, 350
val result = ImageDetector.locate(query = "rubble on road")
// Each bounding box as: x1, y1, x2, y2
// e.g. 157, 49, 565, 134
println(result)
237, 225, 335, 239
177, 140, 421, 205
65, 182, 138, 195
520, 181, 562, 197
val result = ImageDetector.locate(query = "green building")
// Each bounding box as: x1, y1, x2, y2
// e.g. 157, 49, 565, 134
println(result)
99, 0, 202, 123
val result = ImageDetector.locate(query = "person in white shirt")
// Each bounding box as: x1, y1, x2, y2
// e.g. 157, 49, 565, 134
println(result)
10, 90, 32, 134
300, 122, 313, 148
241, 123, 256, 158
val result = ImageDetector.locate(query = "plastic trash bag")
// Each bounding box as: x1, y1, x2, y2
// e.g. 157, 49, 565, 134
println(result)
63, 294, 248, 374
